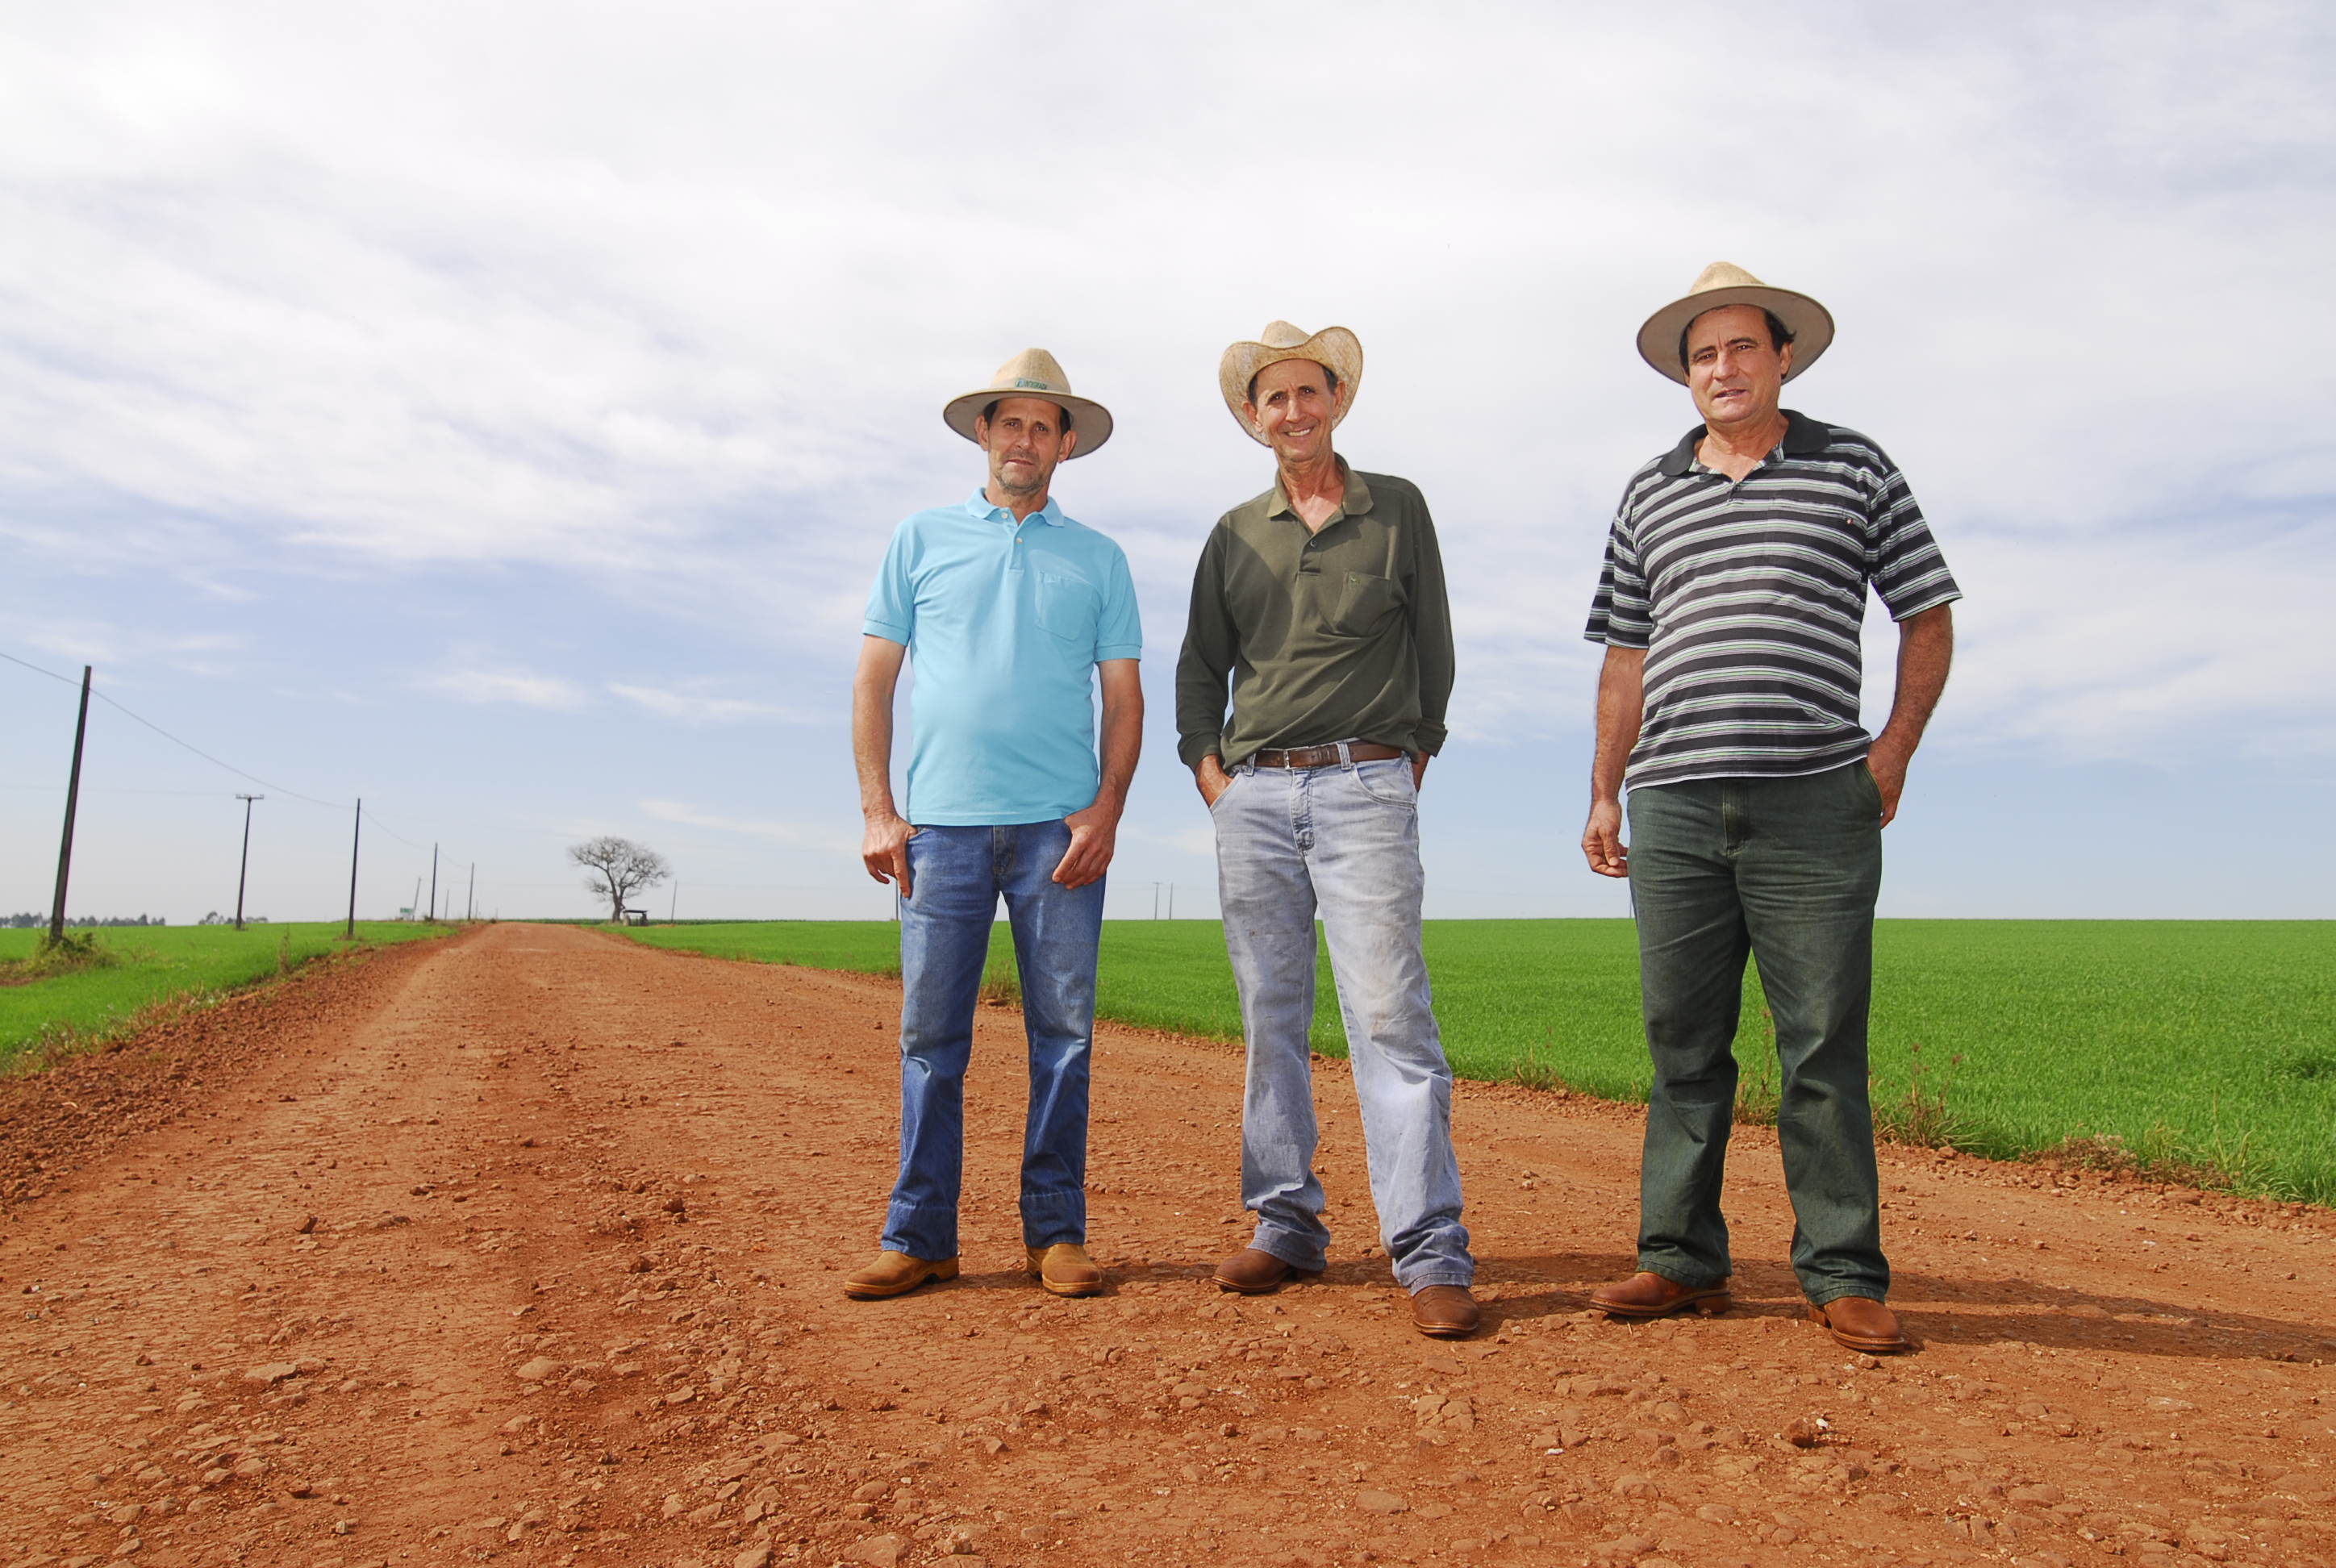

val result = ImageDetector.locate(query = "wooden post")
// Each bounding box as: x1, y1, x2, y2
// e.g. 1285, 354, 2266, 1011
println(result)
47, 666, 93, 945
233, 793, 263, 931
344, 799, 362, 940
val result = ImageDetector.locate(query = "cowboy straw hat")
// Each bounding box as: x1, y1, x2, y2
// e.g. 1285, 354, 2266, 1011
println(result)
942, 348, 1114, 458
1636, 261, 1835, 385
1217, 321, 1365, 445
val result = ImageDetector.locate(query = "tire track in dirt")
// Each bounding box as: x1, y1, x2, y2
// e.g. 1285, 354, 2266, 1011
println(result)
2, 920, 2333, 1568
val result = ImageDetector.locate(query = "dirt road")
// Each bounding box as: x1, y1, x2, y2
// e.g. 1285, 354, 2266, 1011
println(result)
3, 922, 2332, 1568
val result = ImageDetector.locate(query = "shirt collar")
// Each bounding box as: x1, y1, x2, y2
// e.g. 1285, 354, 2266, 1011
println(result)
965, 487, 1065, 527
1658, 408, 1829, 477
1266, 457, 1374, 526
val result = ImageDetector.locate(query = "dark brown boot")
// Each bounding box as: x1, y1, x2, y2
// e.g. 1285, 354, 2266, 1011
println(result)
1809, 1296, 1911, 1353
1587, 1270, 1732, 1320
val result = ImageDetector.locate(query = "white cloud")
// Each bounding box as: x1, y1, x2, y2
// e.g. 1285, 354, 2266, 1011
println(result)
608, 683, 782, 726
423, 669, 588, 712
637, 799, 843, 853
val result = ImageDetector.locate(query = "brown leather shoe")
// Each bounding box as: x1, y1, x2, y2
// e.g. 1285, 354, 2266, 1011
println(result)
1026, 1243, 1104, 1298
843, 1250, 958, 1299
1588, 1270, 1733, 1320
1212, 1246, 1322, 1295
1411, 1285, 1481, 1339
1809, 1295, 1911, 1353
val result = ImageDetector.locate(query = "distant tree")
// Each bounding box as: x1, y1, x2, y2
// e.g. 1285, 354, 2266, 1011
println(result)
567, 836, 671, 922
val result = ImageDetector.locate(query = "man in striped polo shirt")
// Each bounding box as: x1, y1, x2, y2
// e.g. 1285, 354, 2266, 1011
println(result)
1579, 263, 1958, 1354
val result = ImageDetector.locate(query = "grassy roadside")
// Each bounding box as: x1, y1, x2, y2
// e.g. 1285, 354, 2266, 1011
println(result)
624, 917, 2336, 1204
0, 921, 454, 1070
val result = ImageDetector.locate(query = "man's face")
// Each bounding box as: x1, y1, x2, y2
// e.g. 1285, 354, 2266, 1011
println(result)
1685, 304, 1794, 432
975, 396, 1076, 496
1243, 357, 1345, 464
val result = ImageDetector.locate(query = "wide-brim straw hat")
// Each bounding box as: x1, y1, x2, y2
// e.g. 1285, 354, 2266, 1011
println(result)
942, 348, 1113, 458
1217, 321, 1365, 446
1637, 261, 1835, 385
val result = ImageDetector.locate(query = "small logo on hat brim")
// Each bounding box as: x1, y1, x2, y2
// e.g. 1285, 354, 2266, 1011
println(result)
1012, 377, 1053, 391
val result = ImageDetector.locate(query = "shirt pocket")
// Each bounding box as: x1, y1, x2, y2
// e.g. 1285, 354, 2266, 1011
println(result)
1329, 570, 1400, 637
1034, 571, 1099, 645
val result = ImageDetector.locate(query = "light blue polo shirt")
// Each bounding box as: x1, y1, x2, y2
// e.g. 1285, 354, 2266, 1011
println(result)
864, 490, 1142, 825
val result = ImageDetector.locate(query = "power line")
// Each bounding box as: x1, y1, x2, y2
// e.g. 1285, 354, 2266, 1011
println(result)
0, 650, 76, 687
2, 648, 346, 808
0, 785, 248, 797
6, 648, 845, 864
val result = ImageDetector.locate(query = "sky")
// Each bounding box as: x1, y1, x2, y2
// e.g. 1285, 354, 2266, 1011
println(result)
2, 1, 2330, 926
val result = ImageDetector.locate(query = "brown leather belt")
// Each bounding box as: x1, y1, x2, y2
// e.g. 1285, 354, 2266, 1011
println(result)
1244, 741, 1408, 769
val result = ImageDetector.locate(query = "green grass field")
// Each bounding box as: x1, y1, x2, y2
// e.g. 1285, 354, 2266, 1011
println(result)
0, 921, 453, 1067
628, 919, 2336, 1203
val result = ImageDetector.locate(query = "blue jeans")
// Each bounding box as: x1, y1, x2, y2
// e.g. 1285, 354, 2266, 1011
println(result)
1626, 761, 1889, 1306
1211, 753, 1474, 1292
882, 820, 1103, 1261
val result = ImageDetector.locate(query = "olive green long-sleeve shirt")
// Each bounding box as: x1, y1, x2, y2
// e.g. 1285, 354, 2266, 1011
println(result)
1175, 461, 1454, 769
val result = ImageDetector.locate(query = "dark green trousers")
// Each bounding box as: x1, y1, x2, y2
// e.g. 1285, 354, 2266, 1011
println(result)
1626, 761, 1888, 1306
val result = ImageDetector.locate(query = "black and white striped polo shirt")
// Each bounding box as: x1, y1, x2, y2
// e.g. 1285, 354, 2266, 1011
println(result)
1583, 410, 1961, 790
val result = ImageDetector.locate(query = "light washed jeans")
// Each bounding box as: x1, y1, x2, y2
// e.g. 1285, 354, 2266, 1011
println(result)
1210, 751, 1473, 1292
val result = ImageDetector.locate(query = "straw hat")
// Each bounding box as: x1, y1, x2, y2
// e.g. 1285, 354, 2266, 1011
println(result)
942, 348, 1113, 458
1636, 262, 1835, 385
1217, 321, 1365, 445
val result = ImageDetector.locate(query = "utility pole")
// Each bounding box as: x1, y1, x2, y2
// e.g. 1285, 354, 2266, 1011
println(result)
1168, 883, 1175, 920
1152, 882, 1162, 920
669, 881, 678, 924
411, 879, 421, 920
467, 862, 476, 922
344, 799, 361, 940
232, 794, 264, 931
428, 844, 439, 924
47, 665, 94, 946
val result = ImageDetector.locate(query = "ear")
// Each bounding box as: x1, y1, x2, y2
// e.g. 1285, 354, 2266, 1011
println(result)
973, 414, 992, 448
1777, 340, 1795, 378
1241, 398, 1263, 434
1057, 426, 1078, 462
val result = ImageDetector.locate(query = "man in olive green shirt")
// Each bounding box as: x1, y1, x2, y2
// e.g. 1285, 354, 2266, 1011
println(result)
1175, 320, 1476, 1340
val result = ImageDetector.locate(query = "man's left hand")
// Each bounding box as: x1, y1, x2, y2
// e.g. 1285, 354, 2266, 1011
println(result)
1412, 753, 1430, 792
1053, 799, 1121, 889
1866, 737, 1911, 827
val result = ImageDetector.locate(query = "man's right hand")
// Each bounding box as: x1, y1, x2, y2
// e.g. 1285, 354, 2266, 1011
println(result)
1582, 798, 1629, 878
1194, 755, 1234, 807
862, 811, 916, 898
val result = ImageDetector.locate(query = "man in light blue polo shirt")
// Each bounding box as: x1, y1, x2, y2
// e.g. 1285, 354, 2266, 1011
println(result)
847, 348, 1143, 1302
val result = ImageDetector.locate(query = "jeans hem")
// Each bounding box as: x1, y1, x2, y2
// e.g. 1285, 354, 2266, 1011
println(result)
881, 1207, 959, 1262
1403, 1271, 1475, 1294
1634, 1257, 1732, 1290
1804, 1282, 1890, 1308
1247, 1228, 1329, 1274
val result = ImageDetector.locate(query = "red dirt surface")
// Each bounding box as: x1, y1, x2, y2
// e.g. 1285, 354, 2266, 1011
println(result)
3, 921, 2333, 1568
